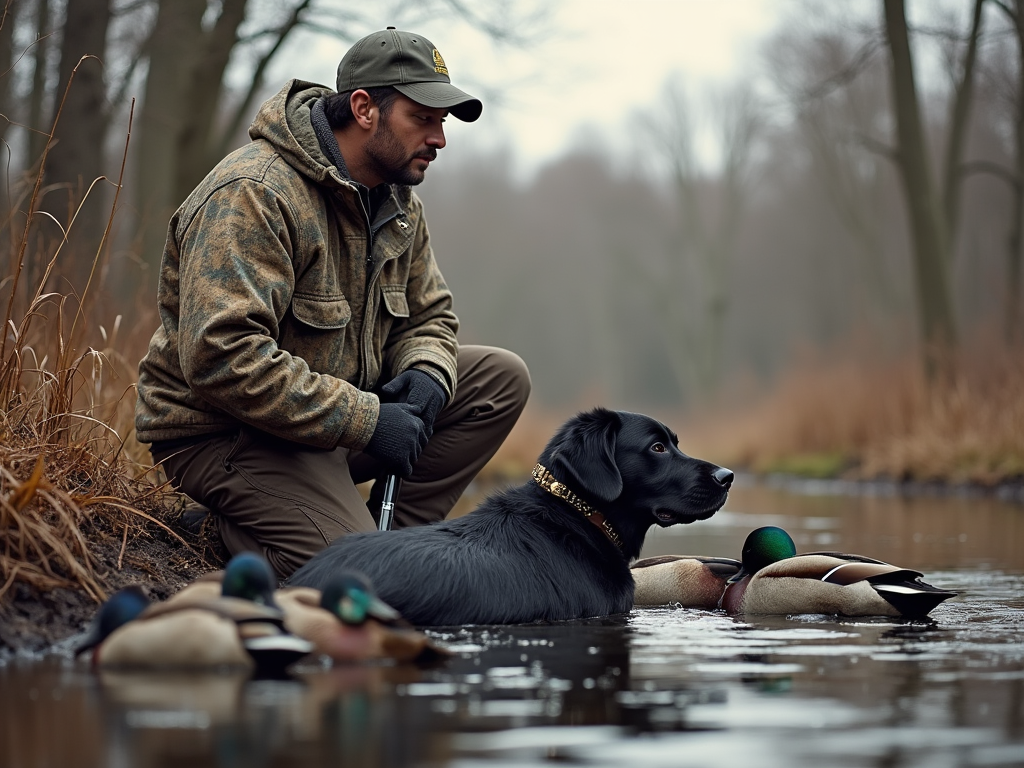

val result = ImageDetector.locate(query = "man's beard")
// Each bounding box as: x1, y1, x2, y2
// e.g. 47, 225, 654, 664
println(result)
364, 115, 436, 186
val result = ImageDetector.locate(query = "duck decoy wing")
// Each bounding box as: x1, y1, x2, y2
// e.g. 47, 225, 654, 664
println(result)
817, 560, 957, 616
819, 561, 923, 585
803, 551, 890, 565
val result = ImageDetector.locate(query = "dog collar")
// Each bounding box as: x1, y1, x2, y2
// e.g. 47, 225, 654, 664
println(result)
531, 464, 623, 550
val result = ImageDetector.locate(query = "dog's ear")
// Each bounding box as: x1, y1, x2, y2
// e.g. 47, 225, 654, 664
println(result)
549, 409, 623, 503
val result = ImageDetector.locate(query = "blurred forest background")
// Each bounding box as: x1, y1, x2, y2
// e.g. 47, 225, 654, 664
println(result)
1, 0, 1022, 486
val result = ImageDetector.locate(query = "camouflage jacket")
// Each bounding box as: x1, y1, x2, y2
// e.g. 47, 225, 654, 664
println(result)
135, 80, 459, 450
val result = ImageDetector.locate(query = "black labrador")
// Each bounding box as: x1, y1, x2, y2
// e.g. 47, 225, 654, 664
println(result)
286, 408, 733, 626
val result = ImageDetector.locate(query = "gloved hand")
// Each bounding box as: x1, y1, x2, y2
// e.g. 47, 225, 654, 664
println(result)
379, 369, 447, 436
363, 402, 429, 477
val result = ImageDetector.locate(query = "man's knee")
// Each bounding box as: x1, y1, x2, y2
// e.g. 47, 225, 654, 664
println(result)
489, 346, 531, 408
460, 345, 530, 412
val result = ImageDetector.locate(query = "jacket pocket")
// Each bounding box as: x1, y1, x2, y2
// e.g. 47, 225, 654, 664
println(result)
281, 294, 353, 379
380, 286, 409, 318
291, 294, 352, 329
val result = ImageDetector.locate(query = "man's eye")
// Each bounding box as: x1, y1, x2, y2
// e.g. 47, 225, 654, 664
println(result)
651, 442, 666, 453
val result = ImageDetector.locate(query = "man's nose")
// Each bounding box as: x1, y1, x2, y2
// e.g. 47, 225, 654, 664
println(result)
426, 124, 446, 149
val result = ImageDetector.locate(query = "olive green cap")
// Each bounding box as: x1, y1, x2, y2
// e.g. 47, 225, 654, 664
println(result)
336, 27, 482, 122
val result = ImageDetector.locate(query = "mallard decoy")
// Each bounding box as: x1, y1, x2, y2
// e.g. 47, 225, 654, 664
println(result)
632, 526, 957, 619
631, 554, 742, 609
75, 552, 313, 672
275, 571, 450, 664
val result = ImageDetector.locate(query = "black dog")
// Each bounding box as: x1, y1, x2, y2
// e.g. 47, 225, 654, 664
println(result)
286, 408, 733, 626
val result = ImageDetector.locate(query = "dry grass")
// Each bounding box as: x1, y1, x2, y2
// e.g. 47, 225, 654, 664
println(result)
470, 338, 1024, 490
1, 96, 192, 608
685, 336, 1024, 485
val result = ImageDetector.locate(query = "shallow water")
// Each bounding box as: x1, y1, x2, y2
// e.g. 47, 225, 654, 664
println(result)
2, 478, 1022, 768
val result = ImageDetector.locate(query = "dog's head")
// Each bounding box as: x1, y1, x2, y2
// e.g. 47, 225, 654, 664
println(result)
539, 408, 733, 559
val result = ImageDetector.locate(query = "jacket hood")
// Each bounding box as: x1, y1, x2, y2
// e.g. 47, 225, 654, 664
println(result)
249, 79, 337, 185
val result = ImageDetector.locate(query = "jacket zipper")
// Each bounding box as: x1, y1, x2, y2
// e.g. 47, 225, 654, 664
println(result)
355, 189, 403, 390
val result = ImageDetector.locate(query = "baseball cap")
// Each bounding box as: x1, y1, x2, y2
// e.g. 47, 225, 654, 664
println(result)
336, 27, 482, 122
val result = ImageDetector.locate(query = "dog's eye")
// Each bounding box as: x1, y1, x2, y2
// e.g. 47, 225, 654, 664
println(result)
651, 442, 667, 453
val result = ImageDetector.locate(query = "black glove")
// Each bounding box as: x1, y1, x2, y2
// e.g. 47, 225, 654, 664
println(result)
363, 402, 429, 477
379, 369, 447, 436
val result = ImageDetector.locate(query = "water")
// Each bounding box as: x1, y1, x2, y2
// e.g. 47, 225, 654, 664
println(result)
2, 478, 1022, 768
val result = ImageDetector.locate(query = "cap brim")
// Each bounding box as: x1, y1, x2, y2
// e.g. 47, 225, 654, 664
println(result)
394, 81, 482, 122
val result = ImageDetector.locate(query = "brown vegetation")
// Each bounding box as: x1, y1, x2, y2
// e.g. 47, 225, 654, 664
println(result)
678, 335, 1024, 486
0, 107, 213, 653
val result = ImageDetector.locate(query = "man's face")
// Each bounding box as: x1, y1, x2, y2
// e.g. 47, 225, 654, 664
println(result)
364, 94, 447, 186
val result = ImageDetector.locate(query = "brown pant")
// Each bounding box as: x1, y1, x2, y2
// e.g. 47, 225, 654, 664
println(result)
157, 345, 530, 578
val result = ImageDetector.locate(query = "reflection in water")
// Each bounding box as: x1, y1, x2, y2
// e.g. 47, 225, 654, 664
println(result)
1, 481, 1021, 767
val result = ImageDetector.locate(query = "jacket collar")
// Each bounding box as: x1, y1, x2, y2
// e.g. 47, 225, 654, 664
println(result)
310, 96, 410, 231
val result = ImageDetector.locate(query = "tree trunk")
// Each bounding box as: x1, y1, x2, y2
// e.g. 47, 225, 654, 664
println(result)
0, 0, 18, 281
1007, 0, 1024, 343
43, 0, 112, 298
135, 0, 206, 292
27, 0, 51, 166
175, 0, 247, 204
882, 0, 958, 379
941, 0, 984, 259
0, 0, 18, 149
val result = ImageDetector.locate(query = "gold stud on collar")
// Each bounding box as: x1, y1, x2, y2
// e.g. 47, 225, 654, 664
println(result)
531, 464, 623, 550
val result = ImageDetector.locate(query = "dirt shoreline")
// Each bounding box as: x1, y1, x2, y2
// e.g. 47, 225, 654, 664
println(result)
0, 512, 220, 660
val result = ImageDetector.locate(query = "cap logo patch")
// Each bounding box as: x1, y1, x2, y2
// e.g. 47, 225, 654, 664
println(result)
432, 49, 449, 76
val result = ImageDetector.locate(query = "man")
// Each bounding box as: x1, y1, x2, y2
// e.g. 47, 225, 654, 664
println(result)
135, 28, 530, 579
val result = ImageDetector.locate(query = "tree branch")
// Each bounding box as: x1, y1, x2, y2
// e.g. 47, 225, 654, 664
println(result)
854, 132, 898, 163
215, 0, 312, 159
992, 0, 1016, 21
959, 159, 1022, 190
800, 38, 883, 104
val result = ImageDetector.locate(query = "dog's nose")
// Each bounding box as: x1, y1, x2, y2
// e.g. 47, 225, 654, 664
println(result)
712, 467, 735, 488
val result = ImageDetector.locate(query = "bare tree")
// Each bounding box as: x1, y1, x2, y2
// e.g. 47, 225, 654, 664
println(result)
641, 81, 761, 401
766, 27, 902, 333
941, 0, 986, 253
0, 0, 18, 148
26, 0, 51, 165
135, 0, 242, 276
976, 0, 1024, 342
883, 0, 959, 379
41, 0, 113, 296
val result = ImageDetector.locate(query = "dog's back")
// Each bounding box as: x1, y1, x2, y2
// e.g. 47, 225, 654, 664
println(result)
287, 486, 635, 626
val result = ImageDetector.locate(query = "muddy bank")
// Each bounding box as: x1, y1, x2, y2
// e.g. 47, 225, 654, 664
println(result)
0, 512, 219, 658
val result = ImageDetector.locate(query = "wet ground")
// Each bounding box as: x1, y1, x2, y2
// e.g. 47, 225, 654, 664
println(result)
2, 478, 1022, 768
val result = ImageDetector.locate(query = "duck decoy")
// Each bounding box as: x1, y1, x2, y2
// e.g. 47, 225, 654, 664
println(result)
75, 552, 313, 672
275, 571, 450, 664
631, 554, 742, 609
632, 526, 957, 619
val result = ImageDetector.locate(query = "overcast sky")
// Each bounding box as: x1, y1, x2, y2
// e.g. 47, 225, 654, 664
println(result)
274, 0, 784, 174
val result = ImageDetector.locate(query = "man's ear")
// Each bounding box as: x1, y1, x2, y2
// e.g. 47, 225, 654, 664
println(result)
349, 89, 375, 130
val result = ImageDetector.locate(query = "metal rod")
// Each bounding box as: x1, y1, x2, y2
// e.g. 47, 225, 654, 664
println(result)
378, 474, 400, 531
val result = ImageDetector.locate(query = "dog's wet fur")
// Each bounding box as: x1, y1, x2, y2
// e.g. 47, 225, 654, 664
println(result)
286, 408, 733, 626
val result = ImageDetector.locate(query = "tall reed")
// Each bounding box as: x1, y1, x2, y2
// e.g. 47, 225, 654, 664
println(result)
0, 70, 185, 604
